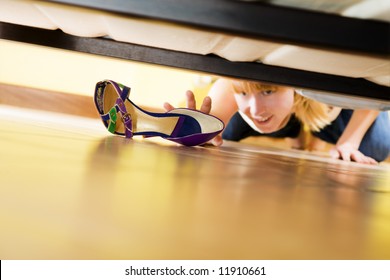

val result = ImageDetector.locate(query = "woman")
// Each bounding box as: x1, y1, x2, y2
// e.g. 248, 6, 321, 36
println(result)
165, 78, 390, 164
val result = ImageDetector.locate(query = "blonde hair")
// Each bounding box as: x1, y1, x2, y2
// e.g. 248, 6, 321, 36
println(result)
230, 80, 331, 132
231, 80, 277, 95
293, 91, 332, 132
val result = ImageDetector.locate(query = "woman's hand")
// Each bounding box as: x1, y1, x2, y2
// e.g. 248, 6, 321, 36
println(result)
330, 109, 380, 165
163, 90, 223, 146
329, 142, 377, 165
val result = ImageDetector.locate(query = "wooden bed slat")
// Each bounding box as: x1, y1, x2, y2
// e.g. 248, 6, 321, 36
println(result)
1, 21, 389, 101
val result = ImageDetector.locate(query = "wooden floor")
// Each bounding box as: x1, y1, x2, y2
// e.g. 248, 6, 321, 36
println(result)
0, 104, 389, 260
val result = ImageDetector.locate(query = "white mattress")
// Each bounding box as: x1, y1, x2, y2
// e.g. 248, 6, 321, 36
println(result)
0, 0, 389, 87
255, 0, 390, 22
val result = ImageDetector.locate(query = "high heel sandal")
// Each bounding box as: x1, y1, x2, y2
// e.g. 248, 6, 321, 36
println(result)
94, 80, 224, 146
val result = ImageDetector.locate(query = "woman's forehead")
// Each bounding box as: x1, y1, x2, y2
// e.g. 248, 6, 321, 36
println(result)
232, 81, 277, 93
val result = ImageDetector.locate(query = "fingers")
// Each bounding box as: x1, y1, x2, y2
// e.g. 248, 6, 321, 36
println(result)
330, 146, 378, 165
165, 91, 222, 147
200, 96, 212, 114
163, 102, 175, 112
186, 91, 212, 114
202, 135, 223, 147
350, 151, 378, 165
329, 148, 340, 159
366, 157, 378, 165
211, 135, 223, 146
164, 91, 198, 111
186, 90, 196, 110
339, 149, 352, 162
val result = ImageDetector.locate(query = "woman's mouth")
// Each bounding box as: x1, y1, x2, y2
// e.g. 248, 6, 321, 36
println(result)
253, 115, 272, 125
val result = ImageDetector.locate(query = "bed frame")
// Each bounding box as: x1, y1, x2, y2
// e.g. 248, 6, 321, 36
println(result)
1, 0, 389, 102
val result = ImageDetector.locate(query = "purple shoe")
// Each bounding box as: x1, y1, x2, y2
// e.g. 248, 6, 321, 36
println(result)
94, 80, 224, 146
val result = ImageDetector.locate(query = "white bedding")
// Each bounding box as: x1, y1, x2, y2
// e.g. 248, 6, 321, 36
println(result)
0, 0, 389, 87
255, 0, 390, 22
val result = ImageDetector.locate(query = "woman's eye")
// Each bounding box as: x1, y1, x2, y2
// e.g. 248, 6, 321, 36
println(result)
262, 90, 274, 95
241, 92, 247, 96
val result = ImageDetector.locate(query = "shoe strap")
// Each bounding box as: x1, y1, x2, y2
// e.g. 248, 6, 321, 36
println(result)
116, 97, 133, 138
99, 80, 133, 138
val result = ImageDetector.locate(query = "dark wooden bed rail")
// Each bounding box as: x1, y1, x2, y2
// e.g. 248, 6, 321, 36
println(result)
48, 0, 390, 55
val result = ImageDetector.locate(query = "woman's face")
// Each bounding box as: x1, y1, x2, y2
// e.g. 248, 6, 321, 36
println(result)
233, 82, 295, 133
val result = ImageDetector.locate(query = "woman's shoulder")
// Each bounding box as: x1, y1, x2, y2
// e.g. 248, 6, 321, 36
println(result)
327, 106, 342, 122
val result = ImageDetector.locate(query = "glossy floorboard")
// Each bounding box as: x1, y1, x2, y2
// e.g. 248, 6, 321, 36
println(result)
0, 105, 389, 259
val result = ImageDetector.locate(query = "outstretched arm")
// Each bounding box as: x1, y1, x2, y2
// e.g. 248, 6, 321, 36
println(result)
164, 78, 238, 146
330, 109, 379, 164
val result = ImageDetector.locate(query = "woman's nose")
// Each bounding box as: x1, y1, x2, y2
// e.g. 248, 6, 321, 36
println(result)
249, 95, 266, 116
